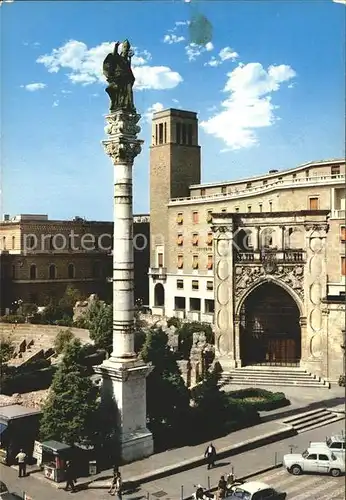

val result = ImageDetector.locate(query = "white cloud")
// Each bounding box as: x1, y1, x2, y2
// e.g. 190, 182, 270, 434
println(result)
201, 62, 296, 150
185, 41, 214, 61
21, 82, 46, 92
332, 0, 346, 4
52, 100, 59, 107
205, 46, 239, 67
0, 0, 14, 6
143, 102, 164, 122
37, 40, 182, 90
61, 89, 72, 94
163, 34, 185, 44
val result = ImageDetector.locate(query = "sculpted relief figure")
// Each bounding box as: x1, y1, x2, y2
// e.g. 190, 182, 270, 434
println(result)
103, 40, 136, 113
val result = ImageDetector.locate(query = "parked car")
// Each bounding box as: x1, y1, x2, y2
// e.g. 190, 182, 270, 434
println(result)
283, 446, 345, 477
225, 481, 286, 499
0, 482, 23, 500
309, 434, 345, 459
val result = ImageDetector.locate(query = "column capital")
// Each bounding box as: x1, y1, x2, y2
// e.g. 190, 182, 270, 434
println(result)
103, 111, 143, 165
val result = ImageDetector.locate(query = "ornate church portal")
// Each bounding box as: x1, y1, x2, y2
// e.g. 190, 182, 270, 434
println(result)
239, 282, 301, 366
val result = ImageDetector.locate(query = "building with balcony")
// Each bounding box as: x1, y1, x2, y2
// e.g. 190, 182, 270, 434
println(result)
0, 213, 150, 313
148, 107, 345, 383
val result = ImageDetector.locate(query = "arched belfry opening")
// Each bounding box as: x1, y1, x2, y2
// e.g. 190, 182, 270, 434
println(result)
239, 282, 301, 366
154, 283, 165, 307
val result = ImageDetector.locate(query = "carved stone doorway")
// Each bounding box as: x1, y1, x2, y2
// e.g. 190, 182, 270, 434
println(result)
239, 282, 301, 366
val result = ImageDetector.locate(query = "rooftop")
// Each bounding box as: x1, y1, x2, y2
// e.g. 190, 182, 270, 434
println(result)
0, 404, 41, 421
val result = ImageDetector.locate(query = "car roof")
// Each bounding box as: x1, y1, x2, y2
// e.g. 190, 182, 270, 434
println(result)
307, 446, 333, 453
235, 481, 271, 494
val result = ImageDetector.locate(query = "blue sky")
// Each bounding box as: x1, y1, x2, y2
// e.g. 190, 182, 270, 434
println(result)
1, 0, 345, 220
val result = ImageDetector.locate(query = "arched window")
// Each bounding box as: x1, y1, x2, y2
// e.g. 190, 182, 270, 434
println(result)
68, 263, 75, 279
30, 264, 37, 280
2, 236, 6, 250
12, 236, 15, 249
49, 264, 57, 279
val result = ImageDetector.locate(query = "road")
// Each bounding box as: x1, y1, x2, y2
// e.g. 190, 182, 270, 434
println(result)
1, 419, 344, 500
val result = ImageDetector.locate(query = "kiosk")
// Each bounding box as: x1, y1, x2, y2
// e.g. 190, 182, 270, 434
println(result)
41, 440, 71, 483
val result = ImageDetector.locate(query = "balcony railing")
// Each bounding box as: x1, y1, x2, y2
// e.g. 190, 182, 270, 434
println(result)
149, 267, 167, 279
331, 209, 345, 219
235, 249, 305, 263
169, 174, 345, 205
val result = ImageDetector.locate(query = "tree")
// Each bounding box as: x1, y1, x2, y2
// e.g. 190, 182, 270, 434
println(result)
40, 339, 100, 446
54, 328, 75, 354
140, 328, 190, 445
177, 321, 214, 359
89, 303, 113, 351
59, 285, 83, 309
0, 335, 14, 363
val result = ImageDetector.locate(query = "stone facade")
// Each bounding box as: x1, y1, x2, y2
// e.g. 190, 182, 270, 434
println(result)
148, 107, 345, 384
0, 213, 150, 313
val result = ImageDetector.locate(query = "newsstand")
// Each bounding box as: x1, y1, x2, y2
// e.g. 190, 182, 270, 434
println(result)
41, 440, 72, 483
0, 404, 41, 466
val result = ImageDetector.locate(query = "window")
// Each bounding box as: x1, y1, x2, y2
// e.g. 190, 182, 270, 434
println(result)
12, 265, 15, 279
192, 211, 199, 224
176, 279, 184, 289
177, 212, 183, 224
330, 442, 342, 449
175, 296, 185, 310
306, 454, 317, 460
12, 236, 15, 249
205, 299, 215, 314
269, 201, 272, 212
30, 264, 37, 280
207, 255, 213, 270
187, 124, 193, 145
192, 233, 199, 246
182, 123, 186, 144
221, 208, 227, 213
190, 298, 201, 311
192, 254, 198, 269
49, 236, 54, 250
278, 177, 282, 181
206, 281, 213, 291
206, 232, 213, 246
259, 204, 263, 212
68, 263, 75, 279
331, 165, 340, 178
309, 197, 319, 210
176, 123, 181, 144
246, 182, 252, 188
49, 264, 56, 279
341, 226, 346, 242
177, 254, 183, 269
305, 170, 310, 177
263, 179, 268, 185
200, 188, 206, 196
235, 207, 239, 213
206, 210, 213, 223
293, 173, 297, 179
158, 123, 163, 144
27, 236, 35, 250
247, 205, 252, 213
318, 454, 329, 461
2, 236, 6, 250
342, 257, 346, 276
221, 186, 226, 194
164, 122, 167, 143
177, 234, 183, 246
192, 280, 199, 290
158, 253, 164, 267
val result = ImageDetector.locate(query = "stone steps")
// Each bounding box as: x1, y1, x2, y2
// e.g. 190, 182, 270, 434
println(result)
220, 367, 329, 388
281, 407, 345, 433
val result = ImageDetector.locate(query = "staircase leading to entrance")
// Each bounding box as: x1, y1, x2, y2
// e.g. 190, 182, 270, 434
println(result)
220, 366, 330, 388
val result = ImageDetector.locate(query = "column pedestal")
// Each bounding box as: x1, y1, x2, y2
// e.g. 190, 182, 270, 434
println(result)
94, 357, 154, 463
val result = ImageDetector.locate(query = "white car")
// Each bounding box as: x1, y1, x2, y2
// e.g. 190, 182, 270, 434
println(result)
283, 446, 345, 477
309, 434, 345, 459
225, 481, 286, 499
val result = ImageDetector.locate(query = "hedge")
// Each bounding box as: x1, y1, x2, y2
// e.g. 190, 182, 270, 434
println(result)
226, 388, 290, 412
0, 315, 26, 324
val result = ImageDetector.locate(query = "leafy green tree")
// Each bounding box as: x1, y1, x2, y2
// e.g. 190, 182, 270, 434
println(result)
59, 285, 83, 309
177, 321, 214, 359
40, 339, 100, 446
54, 328, 75, 354
89, 303, 113, 351
140, 328, 190, 442
0, 336, 14, 363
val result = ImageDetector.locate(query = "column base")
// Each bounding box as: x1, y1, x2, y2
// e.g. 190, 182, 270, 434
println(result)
94, 356, 154, 463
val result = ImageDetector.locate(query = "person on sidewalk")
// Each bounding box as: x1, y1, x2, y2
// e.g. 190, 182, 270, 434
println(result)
204, 442, 216, 469
15, 449, 27, 478
109, 468, 122, 498
217, 475, 227, 499
64, 460, 77, 493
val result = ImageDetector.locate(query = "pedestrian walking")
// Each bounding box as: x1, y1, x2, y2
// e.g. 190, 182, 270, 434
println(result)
15, 449, 27, 478
204, 442, 216, 469
64, 460, 77, 493
217, 475, 227, 499
109, 467, 122, 498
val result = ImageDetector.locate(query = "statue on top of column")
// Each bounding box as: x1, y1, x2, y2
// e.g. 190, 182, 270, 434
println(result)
103, 40, 136, 113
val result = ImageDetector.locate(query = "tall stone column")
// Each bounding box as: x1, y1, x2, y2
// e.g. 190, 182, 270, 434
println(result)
94, 111, 153, 463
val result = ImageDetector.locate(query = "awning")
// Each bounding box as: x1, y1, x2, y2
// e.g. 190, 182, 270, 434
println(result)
0, 423, 8, 436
